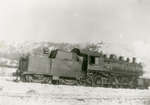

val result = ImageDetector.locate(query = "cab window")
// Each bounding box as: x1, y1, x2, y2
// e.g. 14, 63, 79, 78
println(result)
89, 56, 99, 65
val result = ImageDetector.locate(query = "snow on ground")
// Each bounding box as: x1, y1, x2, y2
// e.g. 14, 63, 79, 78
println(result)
0, 68, 150, 105
0, 67, 16, 76
1, 79, 150, 105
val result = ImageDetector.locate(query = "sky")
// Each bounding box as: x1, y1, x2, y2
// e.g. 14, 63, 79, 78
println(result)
0, 0, 150, 44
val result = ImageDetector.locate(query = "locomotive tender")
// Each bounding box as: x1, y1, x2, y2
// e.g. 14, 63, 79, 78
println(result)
17, 48, 149, 89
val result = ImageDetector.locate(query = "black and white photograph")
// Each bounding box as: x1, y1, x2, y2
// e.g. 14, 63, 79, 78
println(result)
0, 0, 150, 105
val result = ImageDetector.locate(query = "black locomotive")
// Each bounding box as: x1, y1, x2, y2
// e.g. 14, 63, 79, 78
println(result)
16, 48, 149, 89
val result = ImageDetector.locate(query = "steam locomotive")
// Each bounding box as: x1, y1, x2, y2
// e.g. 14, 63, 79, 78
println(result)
16, 48, 149, 89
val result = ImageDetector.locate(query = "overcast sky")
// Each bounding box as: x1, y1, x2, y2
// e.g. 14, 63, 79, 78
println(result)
0, 0, 150, 44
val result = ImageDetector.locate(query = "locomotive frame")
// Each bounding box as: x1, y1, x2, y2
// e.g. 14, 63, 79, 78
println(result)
16, 48, 149, 89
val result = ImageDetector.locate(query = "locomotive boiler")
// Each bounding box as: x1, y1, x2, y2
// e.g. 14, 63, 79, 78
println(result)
16, 48, 149, 89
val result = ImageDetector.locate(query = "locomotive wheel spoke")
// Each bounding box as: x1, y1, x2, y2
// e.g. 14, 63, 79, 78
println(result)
96, 78, 102, 85
94, 76, 103, 86
45, 77, 52, 84
86, 76, 93, 86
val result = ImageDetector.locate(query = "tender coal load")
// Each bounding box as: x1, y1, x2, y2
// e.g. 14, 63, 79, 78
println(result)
15, 48, 149, 89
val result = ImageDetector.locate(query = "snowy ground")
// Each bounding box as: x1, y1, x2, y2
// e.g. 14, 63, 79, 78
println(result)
0, 68, 150, 105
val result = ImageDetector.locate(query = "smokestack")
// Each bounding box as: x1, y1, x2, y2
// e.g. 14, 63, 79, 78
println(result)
132, 57, 136, 63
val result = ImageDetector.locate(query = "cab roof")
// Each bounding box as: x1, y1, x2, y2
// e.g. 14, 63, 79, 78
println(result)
80, 50, 102, 56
